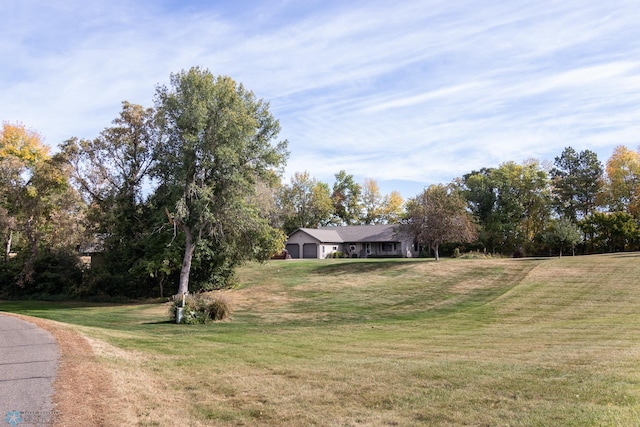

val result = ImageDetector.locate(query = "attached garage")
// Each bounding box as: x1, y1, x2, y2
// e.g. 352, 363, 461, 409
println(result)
285, 244, 300, 259
302, 243, 318, 258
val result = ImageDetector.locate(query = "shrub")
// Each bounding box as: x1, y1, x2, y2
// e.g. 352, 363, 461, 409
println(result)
203, 296, 233, 321
512, 247, 525, 258
457, 250, 501, 260
169, 293, 233, 324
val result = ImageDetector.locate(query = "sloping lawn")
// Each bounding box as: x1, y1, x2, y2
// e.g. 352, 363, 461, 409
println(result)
2, 254, 640, 426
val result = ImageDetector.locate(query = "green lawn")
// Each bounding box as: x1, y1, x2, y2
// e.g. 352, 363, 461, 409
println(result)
2, 254, 640, 426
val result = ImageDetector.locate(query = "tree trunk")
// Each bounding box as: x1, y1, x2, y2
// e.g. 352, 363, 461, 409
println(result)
4, 230, 11, 263
432, 243, 440, 261
158, 275, 165, 298
177, 225, 196, 295
19, 217, 38, 286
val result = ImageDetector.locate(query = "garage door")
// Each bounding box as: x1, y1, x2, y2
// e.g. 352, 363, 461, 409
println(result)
303, 243, 318, 259
285, 244, 300, 259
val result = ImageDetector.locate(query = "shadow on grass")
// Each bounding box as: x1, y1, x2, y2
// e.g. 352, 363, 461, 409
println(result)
141, 319, 175, 325
0, 300, 108, 312
610, 252, 640, 259
313, 259, 431, 275
0, 298, 167, 312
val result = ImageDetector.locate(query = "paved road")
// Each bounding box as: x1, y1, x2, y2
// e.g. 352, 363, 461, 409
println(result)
0, 314, 59, 426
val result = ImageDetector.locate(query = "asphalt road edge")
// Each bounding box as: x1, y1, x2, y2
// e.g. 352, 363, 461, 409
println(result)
1, 313, 120, 427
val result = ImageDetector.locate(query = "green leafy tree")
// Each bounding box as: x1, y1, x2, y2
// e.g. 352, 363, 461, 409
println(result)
331, 170, 363, 225
404, 184, 477, 260
61, 102, 157, 296
458, 168, 503, 253
61, 102, 155, 218
19, 154, 84, 290
580, 211, 640, 253
551, 147, 603, 221
153, 67, 288, 294
0, 123, 84, 289
544, 217, 582, 256
459, 161, 551, 255
278, 171, 334, 233
130, 211, 183, 298
492, 160, 551, 254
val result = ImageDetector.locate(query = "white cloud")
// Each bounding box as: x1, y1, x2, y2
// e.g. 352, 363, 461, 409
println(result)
2, 0, 640, 198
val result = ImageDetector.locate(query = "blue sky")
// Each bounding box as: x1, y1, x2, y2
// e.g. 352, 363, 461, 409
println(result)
2, 1, 640, 198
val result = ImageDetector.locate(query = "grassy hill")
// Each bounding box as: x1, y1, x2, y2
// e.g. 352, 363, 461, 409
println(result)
3, 254, 640, 426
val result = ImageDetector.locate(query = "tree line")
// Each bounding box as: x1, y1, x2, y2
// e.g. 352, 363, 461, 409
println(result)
277, 146, 640, 260
1, 67, 639, 299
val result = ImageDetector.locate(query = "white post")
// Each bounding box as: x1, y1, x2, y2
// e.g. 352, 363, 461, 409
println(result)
176, 292, 187, 324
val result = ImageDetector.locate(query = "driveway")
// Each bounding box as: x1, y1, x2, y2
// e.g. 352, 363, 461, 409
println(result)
0, 314, 59, 426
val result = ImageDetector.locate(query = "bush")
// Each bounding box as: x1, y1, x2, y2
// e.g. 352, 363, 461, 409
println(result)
169, 293, 233, 324
512, 247, 526, 258
457, 250, 501, 260
0, 250, 84, 299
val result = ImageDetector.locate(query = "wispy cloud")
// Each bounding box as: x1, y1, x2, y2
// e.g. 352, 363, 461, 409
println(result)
2, 0, 640, 198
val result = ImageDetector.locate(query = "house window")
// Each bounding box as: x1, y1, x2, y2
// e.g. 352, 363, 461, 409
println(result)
381, 242, 393, 251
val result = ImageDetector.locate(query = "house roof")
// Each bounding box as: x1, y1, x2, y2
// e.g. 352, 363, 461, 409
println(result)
292, 224, 402, 243
296, 228, 343, 243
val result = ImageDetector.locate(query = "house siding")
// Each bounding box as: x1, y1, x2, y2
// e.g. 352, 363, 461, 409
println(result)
283, 225, 418, 259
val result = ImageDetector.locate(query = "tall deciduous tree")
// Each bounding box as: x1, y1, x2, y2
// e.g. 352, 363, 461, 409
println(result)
460, 161, 551, 255
404, 184, 477, 260
580, 211, 640, 252
278, 171, 333, 234
458, 168, 503, 253
61, 102, 159, 296
18, 154, 82, 285
493, 160, 551, 253
153, 67, 288, 294
1, 122, 81, 285
361, 178, 383, 224
331, 170, 362, 225
361, 179, 405, 224
551, 147, 603, 221
0, 122, 49, 163
604, 145, 640, 218
0, 122, 50, 261
62, 102, 156, 233
380, 190, 405, 224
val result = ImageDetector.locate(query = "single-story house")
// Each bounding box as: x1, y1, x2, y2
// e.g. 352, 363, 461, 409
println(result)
285, 224, 417, 259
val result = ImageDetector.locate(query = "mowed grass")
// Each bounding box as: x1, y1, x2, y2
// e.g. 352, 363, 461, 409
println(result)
2, 254, 640, 426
